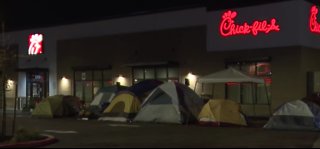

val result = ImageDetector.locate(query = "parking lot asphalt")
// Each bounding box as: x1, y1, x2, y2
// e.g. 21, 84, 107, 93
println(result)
2, 114, 319, 148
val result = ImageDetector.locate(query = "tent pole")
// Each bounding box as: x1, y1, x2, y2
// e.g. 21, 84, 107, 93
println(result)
202, 83, 204, 97
252, 83, 256, 117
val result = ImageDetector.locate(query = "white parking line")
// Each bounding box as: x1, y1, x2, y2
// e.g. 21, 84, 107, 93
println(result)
44, 130, 78, 134
107, 124, 140, 127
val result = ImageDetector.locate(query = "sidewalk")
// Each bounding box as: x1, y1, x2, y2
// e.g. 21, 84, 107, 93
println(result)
0, 109, 31, 117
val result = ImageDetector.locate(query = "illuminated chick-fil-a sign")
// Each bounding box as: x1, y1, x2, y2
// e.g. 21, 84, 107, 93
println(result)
28, 34, 43, 55
219, 10, 281, 37
310, 6, 320, 34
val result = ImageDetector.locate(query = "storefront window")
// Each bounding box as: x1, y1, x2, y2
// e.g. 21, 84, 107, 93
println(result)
132, 66, 179, 84
84, 81, 93, 103
134, 68, 144, 84
145, 68, 155, 79
74, 69, 112, 103
226, 82, 241, 103
226, 61, 271, 105
168, 67, 179, 78
75, 81, 83, 100
242, 83, 255, 104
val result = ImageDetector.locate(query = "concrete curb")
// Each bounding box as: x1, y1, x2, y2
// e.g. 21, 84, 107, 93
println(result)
0, 134, 58, 148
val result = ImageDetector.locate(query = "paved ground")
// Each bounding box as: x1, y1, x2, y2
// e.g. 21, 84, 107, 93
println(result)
1, 113, 319, 148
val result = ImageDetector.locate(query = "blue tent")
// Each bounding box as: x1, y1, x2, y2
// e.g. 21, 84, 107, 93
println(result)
128, 79, 163, 101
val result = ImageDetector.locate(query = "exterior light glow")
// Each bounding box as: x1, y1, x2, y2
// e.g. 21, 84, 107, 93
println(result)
186, 72, 198, 89
28, 34, 43, 55
60, 76, 71, 95
219, 10, 280, 37
186, 72, 197, 81
6, 79, 14, 91
115, 75, 127, 86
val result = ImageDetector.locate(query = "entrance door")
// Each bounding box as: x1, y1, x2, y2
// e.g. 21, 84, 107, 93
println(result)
26, 71, 48, 108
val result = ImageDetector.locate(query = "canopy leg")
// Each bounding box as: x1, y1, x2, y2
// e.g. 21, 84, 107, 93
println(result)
264, 83, 272, 116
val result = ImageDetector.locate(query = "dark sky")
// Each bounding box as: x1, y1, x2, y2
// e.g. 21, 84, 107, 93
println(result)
0, 0, 307, 32
0, 0, 205, 31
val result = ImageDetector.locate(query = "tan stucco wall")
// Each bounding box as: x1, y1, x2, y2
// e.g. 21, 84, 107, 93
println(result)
57, 26, 320, 116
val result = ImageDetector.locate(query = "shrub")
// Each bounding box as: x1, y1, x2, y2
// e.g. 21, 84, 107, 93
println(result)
9, 128, 43, 144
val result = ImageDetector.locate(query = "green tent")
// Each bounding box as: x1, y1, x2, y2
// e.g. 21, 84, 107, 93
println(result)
32, 95, 81, 118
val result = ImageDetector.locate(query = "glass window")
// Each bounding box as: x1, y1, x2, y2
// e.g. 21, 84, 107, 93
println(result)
75, 71, 82, 80
242, 83, 255, 104
132, 66, 179, 84
134, 69, 144, 79
75, 81, 84, 100
94, 71, 102, 81
84, 81, 93, 103
145, 68, 155, 79
257, 84, 270, 104
168, 67, 179, 79
75, 71, 92, 81
93, 81, 102, 96
74, 69, 111, 103
104, 80, 113, 87
84, 71, 92, 81
226, 61, 271, 105
103, 70, 112, 81
242, 63, 256, 76
156, 68, 167, 79
227, 82, 241, 103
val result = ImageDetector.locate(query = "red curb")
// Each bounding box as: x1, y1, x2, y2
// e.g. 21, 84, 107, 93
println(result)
0, 134, 58, 148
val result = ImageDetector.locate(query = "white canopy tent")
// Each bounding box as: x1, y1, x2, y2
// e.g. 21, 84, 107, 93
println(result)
195, 67, 271, 116
197, 67, 264, 84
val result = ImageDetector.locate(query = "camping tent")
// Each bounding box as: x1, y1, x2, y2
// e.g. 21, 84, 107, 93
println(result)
99, 92, 141, 122
128, 79, 163, 102
90, 85, 128, 116
264, 99, 320, 130
32, 95, 81, 118
196, 67, 270, 116
198, 99, 247, 126
133, 82, 204, 124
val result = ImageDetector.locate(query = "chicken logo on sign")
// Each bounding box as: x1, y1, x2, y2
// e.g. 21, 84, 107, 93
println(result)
310, 5, 320, 34
28, 34, 43, 55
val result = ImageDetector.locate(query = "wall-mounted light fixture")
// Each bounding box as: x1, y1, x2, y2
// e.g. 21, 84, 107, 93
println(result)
115, 74, 127, 86
185, 72, 198, 89
6, 79, 15, 91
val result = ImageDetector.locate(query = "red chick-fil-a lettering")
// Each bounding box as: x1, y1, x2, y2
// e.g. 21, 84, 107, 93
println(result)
219, 10, 280, 37
310, 6, 320, 34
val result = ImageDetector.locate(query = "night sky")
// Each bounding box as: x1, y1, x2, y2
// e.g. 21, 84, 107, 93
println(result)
0, 0, 205, 31
0, 0, 312, 32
